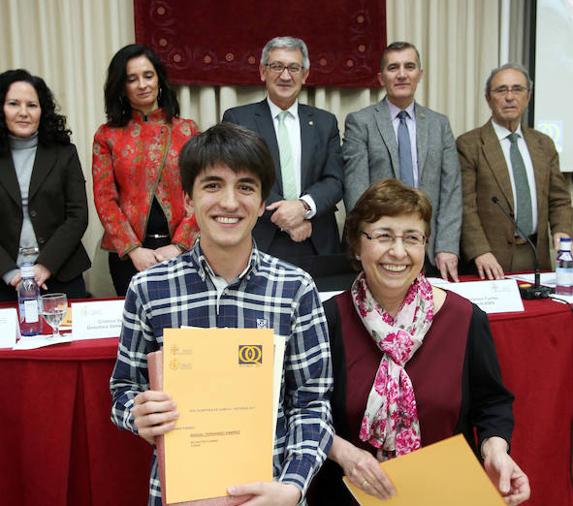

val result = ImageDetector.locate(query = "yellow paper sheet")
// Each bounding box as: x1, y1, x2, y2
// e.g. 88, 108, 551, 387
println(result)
343, 435, 505, 506
163, 328, 274, 503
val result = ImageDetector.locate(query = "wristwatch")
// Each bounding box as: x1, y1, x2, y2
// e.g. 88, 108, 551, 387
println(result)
299, 199, 312, 220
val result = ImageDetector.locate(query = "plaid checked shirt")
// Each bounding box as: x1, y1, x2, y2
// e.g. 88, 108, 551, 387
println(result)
110, 242, 334, 505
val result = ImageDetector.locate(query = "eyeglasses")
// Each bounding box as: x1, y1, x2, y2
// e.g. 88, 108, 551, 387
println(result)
491, 85, 529, 96
265, 62, 304, 75
361, 230, 426, 248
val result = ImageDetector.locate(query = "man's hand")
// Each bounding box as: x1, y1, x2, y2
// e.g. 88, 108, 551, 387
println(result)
474, 252, 504, 280
435, 252, 459, 282
267, 200, 306, 230
131, 390, 179, 445
329, 435, 395, 500
228, 481, 300, 506
128, 247, 159, 272
153, 244, 181, 263
288, 221, 312, 242
482, 437, 530, 505
34, 264, 51, 290
553, 232, 570, 252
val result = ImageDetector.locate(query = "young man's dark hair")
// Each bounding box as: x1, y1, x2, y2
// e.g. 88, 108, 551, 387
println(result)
180, 122, 275, 200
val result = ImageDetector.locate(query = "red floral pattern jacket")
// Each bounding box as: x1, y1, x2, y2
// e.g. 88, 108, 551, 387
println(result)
92, 109, 199, 257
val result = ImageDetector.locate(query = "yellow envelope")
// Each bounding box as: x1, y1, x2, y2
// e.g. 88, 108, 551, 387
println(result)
343, 435, 505, 505
163, 328, 274, 503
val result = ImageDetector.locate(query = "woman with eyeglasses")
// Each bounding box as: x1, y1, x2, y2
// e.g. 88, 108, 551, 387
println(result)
0, 69, 90, 301
309, 179, 530, 505
92, 44, 199, 296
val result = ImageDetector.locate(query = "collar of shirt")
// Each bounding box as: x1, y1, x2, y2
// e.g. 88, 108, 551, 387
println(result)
387, 98, 416, 122
267, 97, 299, 121
191, 240, 259, 286
491, 119, 524, 141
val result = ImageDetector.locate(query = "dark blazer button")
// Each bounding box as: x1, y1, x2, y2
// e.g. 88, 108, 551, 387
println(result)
30, 210, 37, 217
38, 237, 45, 244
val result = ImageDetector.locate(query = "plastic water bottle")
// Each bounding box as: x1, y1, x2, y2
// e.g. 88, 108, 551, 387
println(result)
555, 237, 573, 296
17, 264, 42, 336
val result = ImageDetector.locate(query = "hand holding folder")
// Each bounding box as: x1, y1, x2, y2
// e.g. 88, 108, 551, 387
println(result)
147, 328, 277, 505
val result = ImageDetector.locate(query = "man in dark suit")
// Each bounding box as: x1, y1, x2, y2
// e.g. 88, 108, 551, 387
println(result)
342, 41, 461, 282
222, 36, 343, 262
457, 63, 572, 279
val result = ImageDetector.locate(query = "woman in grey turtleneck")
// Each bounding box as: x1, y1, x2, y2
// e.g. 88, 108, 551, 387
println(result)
0, 69, 91, 301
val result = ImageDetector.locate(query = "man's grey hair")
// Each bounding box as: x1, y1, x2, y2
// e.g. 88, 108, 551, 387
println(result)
260, 36, 310, 69
485, 63, 533, 97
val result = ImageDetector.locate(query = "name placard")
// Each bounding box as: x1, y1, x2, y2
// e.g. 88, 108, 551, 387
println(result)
0, 308, 19, 348
72, 300, 125, 340
429, 279, 524, 314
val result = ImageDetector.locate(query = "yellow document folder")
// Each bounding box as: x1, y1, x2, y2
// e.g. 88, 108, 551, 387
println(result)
343, 435, 505, 505
161, 328, 274, 503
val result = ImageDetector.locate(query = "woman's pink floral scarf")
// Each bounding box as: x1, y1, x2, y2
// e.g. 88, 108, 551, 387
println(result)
351, 271, 434, 460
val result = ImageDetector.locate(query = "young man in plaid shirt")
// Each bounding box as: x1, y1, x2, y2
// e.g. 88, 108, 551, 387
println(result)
110, 123, 333, 505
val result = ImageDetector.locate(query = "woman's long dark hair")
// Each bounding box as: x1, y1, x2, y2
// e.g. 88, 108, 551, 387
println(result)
0, 69, 71, 154
104, 44, 180, 127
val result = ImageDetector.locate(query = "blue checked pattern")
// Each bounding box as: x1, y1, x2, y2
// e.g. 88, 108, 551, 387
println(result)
110, 242, 334, 505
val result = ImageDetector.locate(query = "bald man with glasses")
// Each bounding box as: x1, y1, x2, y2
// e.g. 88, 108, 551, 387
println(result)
223, 36, 343, 263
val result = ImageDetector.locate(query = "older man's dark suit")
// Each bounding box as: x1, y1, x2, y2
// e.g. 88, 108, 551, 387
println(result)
0, 143, 90, 281
457, 120, 572, 271
223, 100, 343, 257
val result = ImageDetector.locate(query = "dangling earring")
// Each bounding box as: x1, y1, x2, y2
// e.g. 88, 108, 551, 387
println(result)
157, 87, 163, 105
355, 255, 361, 261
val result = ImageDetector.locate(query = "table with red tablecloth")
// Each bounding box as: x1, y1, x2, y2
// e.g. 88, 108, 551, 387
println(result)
0, 298, 571, 506
487, 298, 573, 506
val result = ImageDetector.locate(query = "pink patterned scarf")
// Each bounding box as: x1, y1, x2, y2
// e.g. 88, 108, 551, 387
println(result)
351, 271, 434, 460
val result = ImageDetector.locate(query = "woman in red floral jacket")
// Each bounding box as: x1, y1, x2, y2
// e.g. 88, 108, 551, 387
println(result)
92, 44, 199, 295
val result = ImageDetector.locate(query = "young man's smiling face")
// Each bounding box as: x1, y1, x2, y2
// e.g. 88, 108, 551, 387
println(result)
185, 164, 265, 256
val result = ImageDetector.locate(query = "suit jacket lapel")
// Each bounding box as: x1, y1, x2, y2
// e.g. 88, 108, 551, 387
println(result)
522, 127, 546, 213
481, 121, 515, 211
299, 105, 316, 190
29, 143, 56, 202
375, 99, 400, 178
415, 103, 429, 179
254, 100, 282, 194
0, 151, 22, 206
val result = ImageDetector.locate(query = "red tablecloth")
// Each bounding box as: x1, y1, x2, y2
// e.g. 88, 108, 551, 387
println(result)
488, 299, 573, 506
0, 338, 151, 505
0, 298, 571, 506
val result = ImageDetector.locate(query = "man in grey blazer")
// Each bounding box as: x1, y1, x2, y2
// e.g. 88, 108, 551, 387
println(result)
343, 41, 461, 281
223, 36, 343, 262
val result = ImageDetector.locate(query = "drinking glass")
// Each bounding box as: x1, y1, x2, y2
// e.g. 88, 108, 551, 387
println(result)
40, 293, 68, 338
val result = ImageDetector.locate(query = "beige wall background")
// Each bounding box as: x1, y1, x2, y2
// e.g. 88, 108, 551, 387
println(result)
0, 0, 502, 296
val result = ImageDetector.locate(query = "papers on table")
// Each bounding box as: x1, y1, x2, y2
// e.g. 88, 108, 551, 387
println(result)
343, 435, 505, 505
71, 299, 124, 339
549, 293, 573, 304
13, 334, 73, 350
428, 278, 524, 313
0, 308, 19, 348
153, 328, 278, 504
506, 272, 557, 287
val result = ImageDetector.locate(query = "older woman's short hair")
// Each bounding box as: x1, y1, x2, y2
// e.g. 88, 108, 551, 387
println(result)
345, 179, 432, 264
